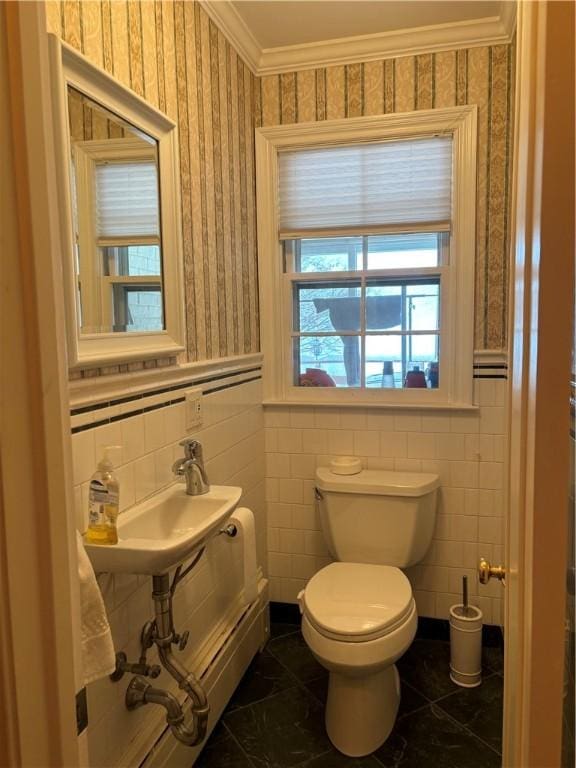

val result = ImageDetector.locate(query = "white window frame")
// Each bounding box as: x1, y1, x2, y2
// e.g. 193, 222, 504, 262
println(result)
73, 138, 162, 333
48, 35, 186, 368
255, 106, 478, 408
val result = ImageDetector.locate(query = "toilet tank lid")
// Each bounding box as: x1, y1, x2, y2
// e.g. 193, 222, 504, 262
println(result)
316, 468, 439, 497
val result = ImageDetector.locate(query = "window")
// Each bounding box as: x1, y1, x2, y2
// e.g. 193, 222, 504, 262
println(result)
256, 108, 477, 407
73, 139, 163, 334
287, 233, 446, 389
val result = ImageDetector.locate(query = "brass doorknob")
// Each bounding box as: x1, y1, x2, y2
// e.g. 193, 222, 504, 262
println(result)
478, 556, 506, 584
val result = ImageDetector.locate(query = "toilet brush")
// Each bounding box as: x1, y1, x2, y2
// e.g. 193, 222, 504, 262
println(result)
449, 574, 483, 686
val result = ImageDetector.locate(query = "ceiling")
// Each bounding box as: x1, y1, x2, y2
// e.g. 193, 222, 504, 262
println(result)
231, 0, 505, 50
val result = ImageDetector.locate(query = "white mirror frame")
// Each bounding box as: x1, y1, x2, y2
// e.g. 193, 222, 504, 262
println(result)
48, 35, 186, 369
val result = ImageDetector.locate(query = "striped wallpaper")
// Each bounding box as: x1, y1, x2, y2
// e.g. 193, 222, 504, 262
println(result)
258, 46, 515, 350
47, 2, 514, 380
46, 0, 260, 377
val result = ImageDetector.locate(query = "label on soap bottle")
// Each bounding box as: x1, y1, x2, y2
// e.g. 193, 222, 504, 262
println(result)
89, 479, 118, 524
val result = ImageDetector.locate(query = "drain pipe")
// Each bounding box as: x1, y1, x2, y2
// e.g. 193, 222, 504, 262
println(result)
125, 572, 209, 746
153, 572, 209, 743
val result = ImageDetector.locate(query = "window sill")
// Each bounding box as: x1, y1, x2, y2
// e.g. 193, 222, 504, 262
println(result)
263, 399, 478, 413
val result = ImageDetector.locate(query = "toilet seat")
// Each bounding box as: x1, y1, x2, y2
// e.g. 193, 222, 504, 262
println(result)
301, 563, 413, 643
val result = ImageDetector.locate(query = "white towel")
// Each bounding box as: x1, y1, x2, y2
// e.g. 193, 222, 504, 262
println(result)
76, 532, 116, 685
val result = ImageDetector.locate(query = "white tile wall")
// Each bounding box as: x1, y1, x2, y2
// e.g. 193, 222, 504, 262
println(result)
265, 379, 508, 625
72, 378, 265, 768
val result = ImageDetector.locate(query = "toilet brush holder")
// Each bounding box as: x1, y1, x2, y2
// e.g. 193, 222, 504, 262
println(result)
449, 604, 483, 688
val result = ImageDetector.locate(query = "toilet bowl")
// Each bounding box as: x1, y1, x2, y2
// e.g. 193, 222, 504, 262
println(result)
299, 562, 417, 756
299, 468, 439, 757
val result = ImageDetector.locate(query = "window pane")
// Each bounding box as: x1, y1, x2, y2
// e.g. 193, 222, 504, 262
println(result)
365, 280, 440, 331
113, 286, 163, 332
364, 285, 402, 331
295, 283, 361, 333
406, 282, 440, 331
295, 336, 360, 388
367, 233, 440, 269
365, 335, 403, 388
103, 245, 162, 276
365, 334, 439, 388
296, 237, 362, 272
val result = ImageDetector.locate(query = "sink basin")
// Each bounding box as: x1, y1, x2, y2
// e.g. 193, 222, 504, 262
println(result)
84, 484, 242, 575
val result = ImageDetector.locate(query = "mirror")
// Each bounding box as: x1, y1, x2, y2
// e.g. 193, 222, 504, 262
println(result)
50, 36, 185, 368
68, 87, 165, 335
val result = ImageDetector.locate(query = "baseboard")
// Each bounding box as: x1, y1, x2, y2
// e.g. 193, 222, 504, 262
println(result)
416, 616, 504, 647
269, 601, 301, 625
269, 602, 504, 647
142, 589, 269, 768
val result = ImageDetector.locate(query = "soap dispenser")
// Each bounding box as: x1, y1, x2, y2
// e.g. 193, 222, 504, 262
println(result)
85, 446, 120, 545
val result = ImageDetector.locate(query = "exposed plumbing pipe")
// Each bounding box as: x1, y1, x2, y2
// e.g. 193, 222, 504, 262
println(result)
156, 645, 209, 744
124, 569, 210, 746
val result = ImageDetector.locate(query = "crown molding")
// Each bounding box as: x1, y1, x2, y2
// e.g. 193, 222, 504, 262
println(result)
258, 14, 516, 74
500, 0, 518, 40
200, 0, 260, 73
200, 1, 517, 76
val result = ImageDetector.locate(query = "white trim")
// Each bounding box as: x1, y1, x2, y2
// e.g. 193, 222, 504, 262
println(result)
263, 399, 479, 412
254, 106, 476, 144
73, 139, 161, 333
474, 348, 509, 366
500, 0, 519, 41
68, 353, 264, 409
256, 107, 477, 409
48, 36, 187, 369
201, 0, 516, 76
2, 2, 79, 764
200, 0, 261, 73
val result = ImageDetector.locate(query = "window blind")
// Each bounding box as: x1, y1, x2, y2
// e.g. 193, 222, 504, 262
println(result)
278, 136, 452, 238
95, 161, 160, 238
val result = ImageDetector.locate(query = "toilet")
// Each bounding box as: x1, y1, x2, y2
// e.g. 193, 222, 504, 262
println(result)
299, 467, 439, 757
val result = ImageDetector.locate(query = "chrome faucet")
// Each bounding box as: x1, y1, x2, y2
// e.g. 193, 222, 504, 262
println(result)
172, 439, 210, 495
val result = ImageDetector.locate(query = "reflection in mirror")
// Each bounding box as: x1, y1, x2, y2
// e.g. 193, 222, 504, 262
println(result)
68, 86, 165, 335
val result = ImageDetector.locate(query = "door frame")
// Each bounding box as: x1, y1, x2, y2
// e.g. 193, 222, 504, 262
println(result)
504, 1, 575, 766
1, 1, 80, 765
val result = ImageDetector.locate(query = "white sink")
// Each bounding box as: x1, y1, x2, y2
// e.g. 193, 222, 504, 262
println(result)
84, 484, 242, 575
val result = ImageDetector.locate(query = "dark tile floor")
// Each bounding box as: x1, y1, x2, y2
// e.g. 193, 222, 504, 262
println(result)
195, 613, 504, 768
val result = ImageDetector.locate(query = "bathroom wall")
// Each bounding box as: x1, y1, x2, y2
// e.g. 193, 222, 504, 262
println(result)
259, 45, 513, 625
46, 0, 260, 376
258, 44, 515, 351
71, 373, 265, 766
46, 3, 268, 763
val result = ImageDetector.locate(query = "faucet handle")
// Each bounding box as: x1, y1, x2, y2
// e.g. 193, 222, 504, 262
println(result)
179, 438, 203, 461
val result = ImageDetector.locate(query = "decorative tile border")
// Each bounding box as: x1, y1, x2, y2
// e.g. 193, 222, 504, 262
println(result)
473, 363, 508, 380
70, 366, 263, 433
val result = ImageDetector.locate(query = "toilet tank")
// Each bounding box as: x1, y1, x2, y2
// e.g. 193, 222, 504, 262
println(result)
315, 468, 439, 568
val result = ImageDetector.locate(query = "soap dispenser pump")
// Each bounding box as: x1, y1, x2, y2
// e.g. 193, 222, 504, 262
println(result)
85, 446, 121, 545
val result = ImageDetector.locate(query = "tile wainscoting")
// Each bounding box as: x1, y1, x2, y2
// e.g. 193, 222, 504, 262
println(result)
265, 374, 508, 626
70, 368, 266, 767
